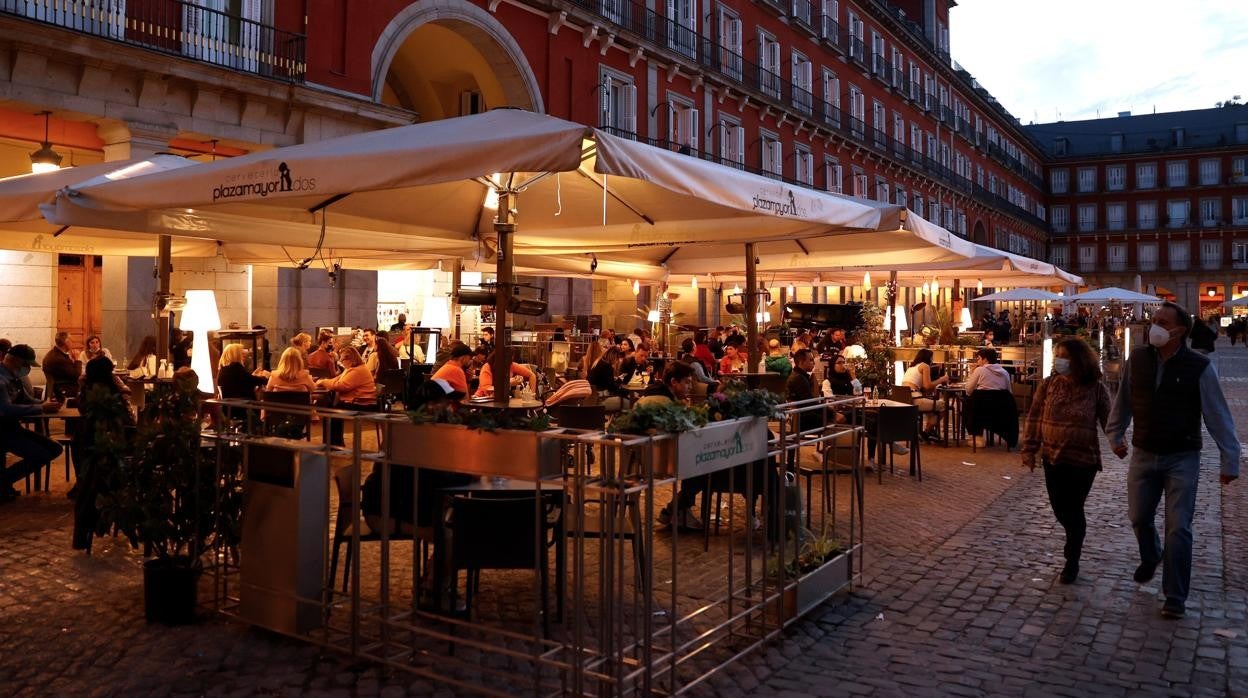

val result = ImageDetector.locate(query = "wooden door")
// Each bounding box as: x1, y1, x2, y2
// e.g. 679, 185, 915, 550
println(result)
56, 255, 103, 351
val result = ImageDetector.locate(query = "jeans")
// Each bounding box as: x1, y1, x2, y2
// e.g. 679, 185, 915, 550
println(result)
1127, 448, 1201, 604
1042, 461, 1097, 563
2, 425, 64, 488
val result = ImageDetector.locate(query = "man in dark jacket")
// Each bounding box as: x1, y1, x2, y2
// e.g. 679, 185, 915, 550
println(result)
1107, 301, 1239, 619
1188, 316, 1217, 354
1, 345, 63, 500
41, 332, 81, 398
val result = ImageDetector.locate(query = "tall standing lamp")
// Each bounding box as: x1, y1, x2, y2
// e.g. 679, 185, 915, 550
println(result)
182, 290, 221, 395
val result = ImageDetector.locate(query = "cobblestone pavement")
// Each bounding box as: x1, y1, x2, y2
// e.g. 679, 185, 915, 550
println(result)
1, 341, 1246, 697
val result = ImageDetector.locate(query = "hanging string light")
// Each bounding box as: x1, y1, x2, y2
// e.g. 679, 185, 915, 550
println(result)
631, 279, 640, 295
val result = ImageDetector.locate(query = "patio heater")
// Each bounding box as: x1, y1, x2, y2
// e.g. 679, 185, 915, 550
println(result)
181, 290, 220, 395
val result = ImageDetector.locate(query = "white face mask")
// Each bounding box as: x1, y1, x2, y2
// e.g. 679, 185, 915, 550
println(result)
1052, 357, 1070, 375
1148, 324, 1174, 348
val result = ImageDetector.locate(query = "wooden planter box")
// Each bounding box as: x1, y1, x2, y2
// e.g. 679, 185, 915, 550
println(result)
649, 416, 770, 479
384, 422, 563, 480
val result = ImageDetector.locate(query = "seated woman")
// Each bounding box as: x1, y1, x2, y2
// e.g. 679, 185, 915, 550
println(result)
126, 335, 158, 378
367, 329, 401, 377
217, 343, 267, 400
679, 339, 716, 391
265, 347, 317, 393
317, 346, 377, 445
475, 351, 536, 398
586, 346, 626, 409
77, 335, 113, 371
902, 348, 949, 441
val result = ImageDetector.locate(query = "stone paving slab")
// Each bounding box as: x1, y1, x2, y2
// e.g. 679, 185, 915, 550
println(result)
2, 340, 1247, 696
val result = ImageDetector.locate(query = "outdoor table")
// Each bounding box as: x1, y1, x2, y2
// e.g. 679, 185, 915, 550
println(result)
20, 407, 82, 491
937, 384, 968, 446
621, 381, 649, 408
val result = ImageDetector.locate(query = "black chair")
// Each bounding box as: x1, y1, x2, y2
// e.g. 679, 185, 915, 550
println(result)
967, 389, 1019, 452
376, 368, 408, 412
875, 404, 921, 482
444, 494, 564, 636
549, 404, 606, 430
260, 390, 312, 440
328, 466, 432, 595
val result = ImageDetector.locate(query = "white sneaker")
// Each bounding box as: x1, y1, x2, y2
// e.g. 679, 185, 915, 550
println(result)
891, 442, 910, 455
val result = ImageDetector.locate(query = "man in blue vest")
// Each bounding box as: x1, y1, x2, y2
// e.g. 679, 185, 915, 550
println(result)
1107, 301, 1240, 619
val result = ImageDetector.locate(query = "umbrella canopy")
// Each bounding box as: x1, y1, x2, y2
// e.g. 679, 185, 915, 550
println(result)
0, 154, 221, 257
973, 288, 1062, 302
1065, 287, 1163, 304
1228, 295, 1248, 307
44, 110, 900, 263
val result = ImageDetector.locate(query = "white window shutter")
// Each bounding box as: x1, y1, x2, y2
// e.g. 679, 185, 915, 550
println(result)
620, 84, 636, 134
688, 108, 699, 151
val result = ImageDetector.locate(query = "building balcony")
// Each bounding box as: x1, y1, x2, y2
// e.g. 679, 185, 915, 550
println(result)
0, 0, 306, 82
790, 0, 816, 35
820, 15, 841, 49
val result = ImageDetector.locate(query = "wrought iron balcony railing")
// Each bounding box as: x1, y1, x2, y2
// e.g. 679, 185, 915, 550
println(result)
1, 0, 306, 82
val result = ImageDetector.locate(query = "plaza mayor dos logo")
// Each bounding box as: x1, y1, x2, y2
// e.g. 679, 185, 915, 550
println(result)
751, 185, 809, 218
212, 162, 316, 202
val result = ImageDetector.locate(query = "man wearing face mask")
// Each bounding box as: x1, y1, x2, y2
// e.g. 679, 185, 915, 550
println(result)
1106, 301, 1240, 619
0, 344, 63, 500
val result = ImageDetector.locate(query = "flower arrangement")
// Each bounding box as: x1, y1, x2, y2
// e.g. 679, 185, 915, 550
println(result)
705, 386, 781, 421
606, 401, 708, 435
407, 403, 552, 432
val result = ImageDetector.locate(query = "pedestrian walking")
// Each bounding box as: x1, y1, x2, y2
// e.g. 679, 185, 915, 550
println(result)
1106, 301, 1240, 619
1021, 338, 1111, 584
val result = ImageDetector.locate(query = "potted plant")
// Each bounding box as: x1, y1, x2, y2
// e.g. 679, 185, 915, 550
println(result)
845, 301, 894, 388
383, 403, 561, 479
770, 524, 853, 620
96, 374, 232, 624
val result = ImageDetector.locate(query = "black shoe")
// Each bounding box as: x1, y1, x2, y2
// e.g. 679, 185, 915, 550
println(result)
1059, 562, 1078, 585
1133, 559, 1160, 584
1161, 599, 1186, 619
0, 487, 18, 502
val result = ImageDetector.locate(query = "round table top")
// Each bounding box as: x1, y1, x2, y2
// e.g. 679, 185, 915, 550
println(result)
462, 397, 544, 410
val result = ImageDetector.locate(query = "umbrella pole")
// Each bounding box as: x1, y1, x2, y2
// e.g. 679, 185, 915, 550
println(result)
492, 191, 515, 406
156, 234, 172, 363
745, 243, 759, 374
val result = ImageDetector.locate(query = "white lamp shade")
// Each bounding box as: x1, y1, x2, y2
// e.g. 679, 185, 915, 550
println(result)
420, 297, 451, 330
181, 290, 221, 331
647, 309, 660, 322
632, 279, 640, 295
958, 307, 973, 330
894, 305, 908, 331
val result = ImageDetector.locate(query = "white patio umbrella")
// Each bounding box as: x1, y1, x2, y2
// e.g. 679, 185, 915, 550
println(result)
1226, 295, 1248, 307
0, 154, 220, 257
1066, 287, 1162, 304
972, 288, 1062, 302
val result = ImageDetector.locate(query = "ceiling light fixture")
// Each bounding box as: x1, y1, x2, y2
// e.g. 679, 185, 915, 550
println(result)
29, 111, 62, 174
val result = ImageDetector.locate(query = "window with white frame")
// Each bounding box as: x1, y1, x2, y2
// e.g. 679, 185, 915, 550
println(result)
821, 70, 840, 124
1137, 242, 1157, 271
1137, 162, 1157, 189
1106, 164, 1125, 191
669, 96, 699, 151
599, 68, 637, 134
846, 10, 863, 60
895, 187, 907, 208
908, 61, 919, 101
1106, 203, 1125, 230
976, 165, 985, 188
1199, 158, 1220, 185
1107, 243, 1127, 271
923, 74, 934, 111
942, 205, 953, 230
824, 158, 842, 193
758, 32, 781, 98
666, 0, 697, 57
871, 31, 884, 74
893, 112, 904, 146
1166, 160, 1188, 187
912, 195, 924, 218
792, 51, 813, 114
760, 131, 783, 178
848, 85, 865, 134
717, 9, 742, 79
1077, 167, 1096, 193
891, 47, 902, 87
1201, 239, 1222, 269
910, 123, 922, 155
1137, 201, 1157, 229
1077, 203, 1097, 232
1234, 156, 1247, 182
791, 0, 811, 27
1050, 168, 1069, 193
717, 117, 745, 167
1167, 199, 1190, 227
600, 0, 625, 22
1200, 198, 1221, 226
795, 147, 814, 185
821, 0, 838, 42
1234, 196, 1248, 224
1169, 241, 1190, 270
1078, 245, 1096, 271
1234, 240, 1248, 266
1050, 245, 1069, 268
852, 170, 868, 197
875, 178, 889, 203
957, 212, 967, 236
872, 100, 886, 144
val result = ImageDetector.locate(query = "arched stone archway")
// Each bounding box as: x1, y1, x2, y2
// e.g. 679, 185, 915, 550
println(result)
371, 1, 544, 119
972, 219, 989, 246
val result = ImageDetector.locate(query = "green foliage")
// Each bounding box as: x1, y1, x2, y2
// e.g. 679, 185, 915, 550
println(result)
406, 403, 552, 432
606, 400, 708, 435
706, 386, 781, 421
96, 378, 229, 563
797, 524, 844, 573
850, 301, 894, 387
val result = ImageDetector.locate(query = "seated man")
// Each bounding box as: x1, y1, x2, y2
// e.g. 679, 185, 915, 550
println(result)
964, 347, 1017, 448
1, 344, 63, 500
42, 331, 81, 399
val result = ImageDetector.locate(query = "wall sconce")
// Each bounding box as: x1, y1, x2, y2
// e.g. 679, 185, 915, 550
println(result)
181, 290, 221, 395
863, 271, 871, 292
29, 111, 62, 174
1208, 288, 1217, 297
976, 278, 983, 293
930, 278, 939, 296
631, 279, 640, 295
691, 275, 698, 290
922, 281, 930, 297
